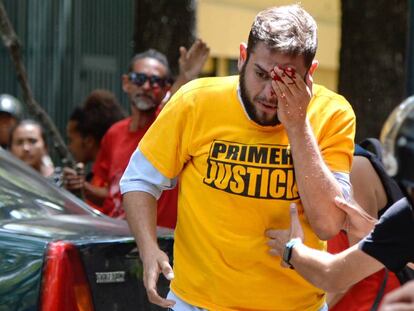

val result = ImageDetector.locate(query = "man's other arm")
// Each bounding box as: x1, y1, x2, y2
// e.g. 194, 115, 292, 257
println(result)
120, 149, 177, 308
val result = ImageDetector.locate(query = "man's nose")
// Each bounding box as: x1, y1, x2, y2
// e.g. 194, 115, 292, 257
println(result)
23, 142, 31, 151
265, 82, 276, 99
141, 79, 152, 91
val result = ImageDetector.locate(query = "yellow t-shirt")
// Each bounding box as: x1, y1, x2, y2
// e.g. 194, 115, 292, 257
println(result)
140, 76, 356, 311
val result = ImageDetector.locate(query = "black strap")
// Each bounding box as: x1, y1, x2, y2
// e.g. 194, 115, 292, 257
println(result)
396, 266, 414, 284
369, 268, 389, 311
359, 138, 384, 162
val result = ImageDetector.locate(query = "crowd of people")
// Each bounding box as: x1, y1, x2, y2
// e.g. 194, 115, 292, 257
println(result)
1, 4, 413, 311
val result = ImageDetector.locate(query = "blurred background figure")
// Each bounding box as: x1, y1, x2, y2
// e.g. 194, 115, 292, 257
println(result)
0, 94, 22, 149
66, 89, 126, 165
63, 89, 126, 206
8, 119, 54, 178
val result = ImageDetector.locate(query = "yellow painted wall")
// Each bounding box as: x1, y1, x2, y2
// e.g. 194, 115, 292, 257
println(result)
313, 68, 338, 92
197, 0, 340, 90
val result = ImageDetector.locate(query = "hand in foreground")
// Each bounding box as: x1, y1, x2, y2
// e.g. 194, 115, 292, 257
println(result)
266, 203, 304, 266
379, 280, 414, 311
142, 248, 176, 308
178, 38, 210, 81
334, 197, 377, 239
62, 163, 85, 191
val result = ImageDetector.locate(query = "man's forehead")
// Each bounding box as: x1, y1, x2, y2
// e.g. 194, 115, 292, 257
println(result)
250, 49, 306, 72
132, 57, 168, 75
250, 42, 305, 68
15, 124, 41, 134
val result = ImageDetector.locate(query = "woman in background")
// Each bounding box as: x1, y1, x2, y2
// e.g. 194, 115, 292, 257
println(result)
9, 119, 54, 178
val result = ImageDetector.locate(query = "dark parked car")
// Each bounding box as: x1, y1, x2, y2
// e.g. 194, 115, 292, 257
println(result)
0, 148, 173, 310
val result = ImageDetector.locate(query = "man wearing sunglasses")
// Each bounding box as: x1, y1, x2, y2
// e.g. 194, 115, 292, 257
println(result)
87, 40, 209, 227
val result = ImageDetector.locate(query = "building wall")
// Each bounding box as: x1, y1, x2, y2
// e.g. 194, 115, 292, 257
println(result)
197, 0, 340, 91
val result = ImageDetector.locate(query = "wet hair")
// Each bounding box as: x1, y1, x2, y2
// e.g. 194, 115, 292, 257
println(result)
69, 89, 126, 143
8, 119, 47, 149
128, 49, 171, 76
247, 4, 317, 69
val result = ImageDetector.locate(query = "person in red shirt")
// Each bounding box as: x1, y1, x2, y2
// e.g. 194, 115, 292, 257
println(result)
92, 41, 209, 228
63, 40, 208, 228
92, 49, 173, 224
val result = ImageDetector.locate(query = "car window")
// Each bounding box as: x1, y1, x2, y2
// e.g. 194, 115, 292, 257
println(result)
0, 152, 99, 221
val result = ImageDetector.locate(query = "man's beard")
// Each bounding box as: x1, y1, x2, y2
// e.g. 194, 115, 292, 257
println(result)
239, 64, 280, 126
131, 94, 158, 113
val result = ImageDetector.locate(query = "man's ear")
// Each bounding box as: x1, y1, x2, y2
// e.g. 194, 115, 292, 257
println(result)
238, 43, 248, 72
309, 60, 319, 76
122, 74, 129, 93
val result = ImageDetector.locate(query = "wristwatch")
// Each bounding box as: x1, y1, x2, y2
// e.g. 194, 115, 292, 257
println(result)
282, 238, 301, 269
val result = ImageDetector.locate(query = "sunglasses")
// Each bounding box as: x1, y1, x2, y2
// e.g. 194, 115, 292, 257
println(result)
128, 72, 172, 88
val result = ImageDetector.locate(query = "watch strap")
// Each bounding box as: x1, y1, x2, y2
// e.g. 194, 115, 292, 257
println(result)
282, 238, 301, 268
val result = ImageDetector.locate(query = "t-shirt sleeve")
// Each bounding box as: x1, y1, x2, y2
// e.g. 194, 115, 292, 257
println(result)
359, 197, 414, 272
319, 103, 356, 173
139, 89, 194, 179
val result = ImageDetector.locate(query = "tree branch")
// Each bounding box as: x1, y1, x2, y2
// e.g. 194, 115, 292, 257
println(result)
0, 0, 75, 168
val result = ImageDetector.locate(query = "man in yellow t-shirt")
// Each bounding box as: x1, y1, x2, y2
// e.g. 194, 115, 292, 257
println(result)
120, 4, 356, 311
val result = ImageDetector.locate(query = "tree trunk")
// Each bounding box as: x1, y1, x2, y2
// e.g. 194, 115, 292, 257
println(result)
133, 0, 196, 77
338, 0, 409, 142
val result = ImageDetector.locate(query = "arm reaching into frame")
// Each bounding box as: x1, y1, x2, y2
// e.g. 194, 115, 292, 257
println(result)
265, 201, 384, 292
167, 38, 210, 98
